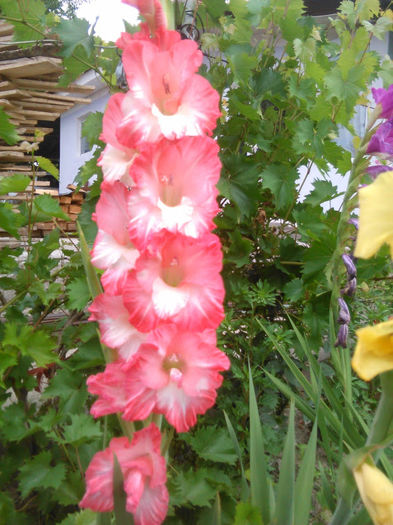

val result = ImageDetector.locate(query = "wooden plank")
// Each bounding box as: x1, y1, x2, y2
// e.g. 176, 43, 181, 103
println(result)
13, 78, 95, 94
0, 170, 47, 176
0, 89, 26, 98
13, 100, 73, 112
22, 92, 91, 104
0, 57, 63, 78
0, 23, 14, 37
0, 81, 14, 90
21, 96, 73, 106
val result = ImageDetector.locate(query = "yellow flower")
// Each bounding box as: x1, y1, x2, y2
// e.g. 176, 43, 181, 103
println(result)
354, 171, 393, 259
354, 462, 393, 525
352, 319, 393, 381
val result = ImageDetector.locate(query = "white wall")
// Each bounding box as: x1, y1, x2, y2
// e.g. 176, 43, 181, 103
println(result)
59, 71, 110, 194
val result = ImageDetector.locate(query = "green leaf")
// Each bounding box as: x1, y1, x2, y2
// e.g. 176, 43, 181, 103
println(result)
34, 194, 70, 220
283, 278, 304, 302
261, 164, 298, 211
234, 502, 263, 525
0, 108, 19, 145
224, 411, 249, 501
171, 469, 217, 507
274, 402, 295, 525
58, 509, 97, 525
3, 323, 57, 367
0, 173, 30, 194
18, 451, 66, 499
183, 426, 237, 464
62, 414, 102, 446
57, 18, 94, 58
294, 419, 318, 524
82, 112, 104, 149
304, 180, 338, 207
218, 157, 261, 218
226, 230, 253, 267
113, 454, 134, 525
249, 364, 271, 524
0, 202, 24, 238
66, 276, 91, 311
35, 156, 59, 180
212, 492, 222, 525
77, 222, 102, 299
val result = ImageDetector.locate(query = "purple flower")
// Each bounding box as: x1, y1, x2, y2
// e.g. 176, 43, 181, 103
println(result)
367, 164, 392, 179
342, 254, 357, 279
372, 85, 393, 119
335, 324, 349, 348
348, 218, 359, 229
367, 120, 393, 155
338, 298, 350, 325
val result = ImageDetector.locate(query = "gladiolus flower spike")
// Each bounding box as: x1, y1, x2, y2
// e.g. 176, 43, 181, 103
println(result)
80, 2, 227, 524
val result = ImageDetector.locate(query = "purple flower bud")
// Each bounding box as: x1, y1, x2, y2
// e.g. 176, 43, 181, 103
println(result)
342, 277, 357, 297
338, 298, 350, 325
367, 120, 393, 155
372, 85, 393, 119
342, 254, 357, 279
348, 218, 359, 229
335, 324, 348, 348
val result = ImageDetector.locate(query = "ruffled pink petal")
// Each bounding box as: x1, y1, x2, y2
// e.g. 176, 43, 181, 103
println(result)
91, 182, 139, 293
128, 136, 221, 249
132, 484, 169, 525
123, 232, 225, 332
87, 362, 129, 417
89, 293, 146, 360
98, 144, 135, 186
80, 437, 130, 512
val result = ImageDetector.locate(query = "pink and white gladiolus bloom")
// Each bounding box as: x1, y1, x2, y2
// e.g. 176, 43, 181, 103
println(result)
90, 181, 139, 295
123, 232, 225, 332
116, 32, 221, 147
127, 136, 221, 249
80, 424, 168, 525
87, 325, 230, 432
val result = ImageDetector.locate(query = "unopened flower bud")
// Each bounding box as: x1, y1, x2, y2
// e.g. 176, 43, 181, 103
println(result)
342, 254, 357, 279
335, 324, 348, 348
338, 298, 350, 325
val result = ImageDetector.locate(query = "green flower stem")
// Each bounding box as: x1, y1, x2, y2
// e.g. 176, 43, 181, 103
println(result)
327, 107, 380, 310
366, 371, 393, 446
162, 0, 175, 30
329, 371, 393, 525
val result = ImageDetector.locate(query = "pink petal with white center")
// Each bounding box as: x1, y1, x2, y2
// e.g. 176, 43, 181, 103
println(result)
98, 144, 135, 186
122, 326, 230, 432
91, 182, 139, 294
123, 232, 225, 332
128, 137, 220, 249
80, 426, 168, 525
113, 38, 219, 148
89, 293, 146, 360
117, 74, 220, 147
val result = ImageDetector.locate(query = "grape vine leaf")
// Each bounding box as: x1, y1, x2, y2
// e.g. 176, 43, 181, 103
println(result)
18, 451, 66, 498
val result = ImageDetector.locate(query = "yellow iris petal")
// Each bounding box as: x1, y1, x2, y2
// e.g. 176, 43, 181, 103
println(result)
354, 171, 393, 259
352, 319, 393, 381
354, 463, 393, 525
